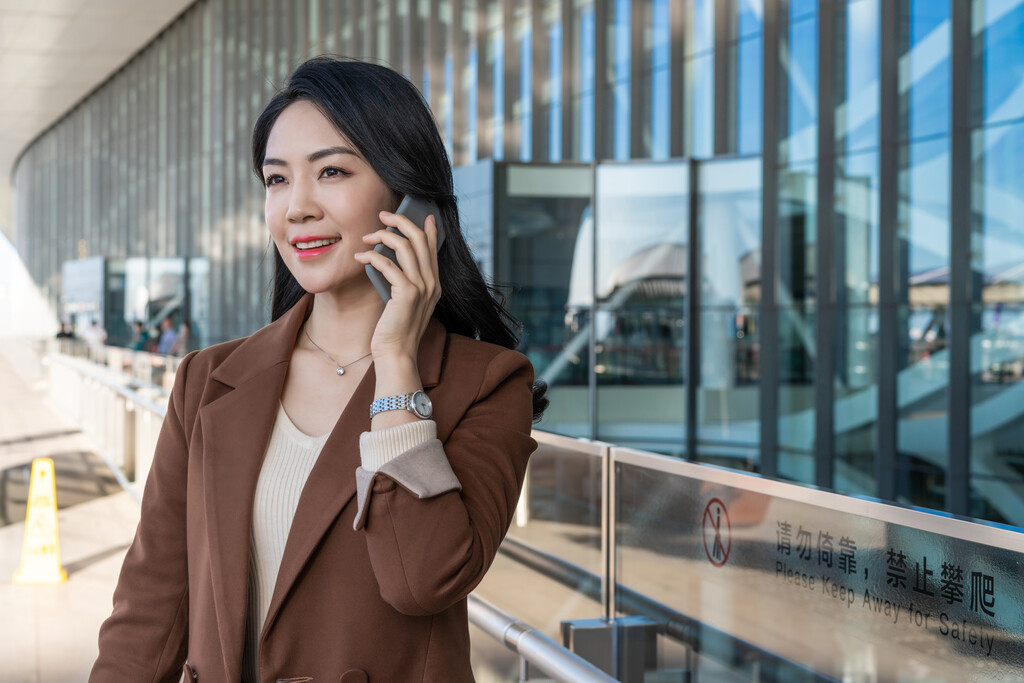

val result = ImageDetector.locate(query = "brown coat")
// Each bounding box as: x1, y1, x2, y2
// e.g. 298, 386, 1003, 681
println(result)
90, 296, 537, 683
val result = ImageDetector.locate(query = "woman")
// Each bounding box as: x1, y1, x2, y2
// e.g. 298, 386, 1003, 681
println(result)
91, 57, 544, 683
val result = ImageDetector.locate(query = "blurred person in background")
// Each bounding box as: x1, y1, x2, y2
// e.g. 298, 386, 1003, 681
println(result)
157, 315, 178, 355
169, 320, 191, 356
130, 321, 149, 351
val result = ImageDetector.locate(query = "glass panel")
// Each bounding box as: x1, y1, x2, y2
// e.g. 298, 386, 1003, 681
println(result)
611, 0, 631, 160
834, 0, 880, 155
777, 154, 817, 486
573, 1, 596, 162
506, 441, 604, 575
547, 0, 563, 162
778, 304, 816, 482
499, 165, 594, 438
899, 0, 951, 142
518, 2, 532, 161
615, 462, 821, 680
791, 0, 816, 19
595, 162, 688, 453
896, 305, 948, 510
685, 52, 714, 158
969, 103, 1024, 528
896, 138, 950, 507
687, 0, 715, 56
777, 165, 818, 306
974, 0, 1024, 127
460, 0, 478, 163
696, 159, 763, 469
649, 0, 671, 160
971, 474, 1024, 527
736, 35, 763, 155
738, 0, 764, 39
972, 122, 1024, 295
474, 441, 604, 671
969, 304, 1024, 527
833, 151, 880, 496
780, 9, 818, 165
488, 6, 504, 159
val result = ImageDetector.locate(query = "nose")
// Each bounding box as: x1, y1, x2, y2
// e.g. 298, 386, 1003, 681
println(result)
285, 177, 322, 223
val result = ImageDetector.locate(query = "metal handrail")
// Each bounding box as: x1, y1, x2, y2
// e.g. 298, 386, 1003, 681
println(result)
468, 594, 618, 683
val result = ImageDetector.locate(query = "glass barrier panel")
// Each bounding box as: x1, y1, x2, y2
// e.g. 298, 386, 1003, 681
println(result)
614, 448, 1024, 681
474, 434, 606, 648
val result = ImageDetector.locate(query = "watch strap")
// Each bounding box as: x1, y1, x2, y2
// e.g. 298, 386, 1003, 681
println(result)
370, 393, 412, 418
370, 390, 432, 419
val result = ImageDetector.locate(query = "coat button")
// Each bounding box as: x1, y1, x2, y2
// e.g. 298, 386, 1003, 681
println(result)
339, 669, 369, 683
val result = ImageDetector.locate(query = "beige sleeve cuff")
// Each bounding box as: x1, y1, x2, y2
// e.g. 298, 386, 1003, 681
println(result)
353, 440, 462, 531
359, 419, 437, 471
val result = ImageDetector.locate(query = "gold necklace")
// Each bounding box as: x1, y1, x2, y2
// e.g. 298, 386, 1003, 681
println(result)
303, 326, 372, 376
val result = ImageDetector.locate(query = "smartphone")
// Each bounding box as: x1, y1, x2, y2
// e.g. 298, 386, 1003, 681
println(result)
364, 195, 447, 301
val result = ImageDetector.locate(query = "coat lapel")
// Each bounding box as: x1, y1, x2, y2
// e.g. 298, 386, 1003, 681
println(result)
198, 296, 310, 680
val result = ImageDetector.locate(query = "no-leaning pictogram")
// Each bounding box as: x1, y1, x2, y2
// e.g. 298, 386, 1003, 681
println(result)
702, 498, 731, 567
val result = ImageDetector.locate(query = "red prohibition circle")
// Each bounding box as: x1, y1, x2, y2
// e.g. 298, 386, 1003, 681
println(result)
702, 497, 731, 567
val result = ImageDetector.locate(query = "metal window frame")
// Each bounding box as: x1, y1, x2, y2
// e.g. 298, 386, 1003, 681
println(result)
668, 0, 685, 158
814, 0, 835, 490
760, 0, 780, 479
948, 0, 971, 516
628, 0, 644, 158
876, 0, 899, 502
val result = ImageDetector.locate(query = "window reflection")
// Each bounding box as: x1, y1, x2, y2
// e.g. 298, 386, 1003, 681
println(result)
833, 151, 879, 497
595, 163, 688, 452
975, 0, 1024, 127
573, 1, 596, 162
780, 6, 817, 165
696, 159, 762, 469
899, 0, 951, 141
777, 166, 817, 482
685, 0, 715, 158
969, 64, 1024, 525
896, 134, 951, 509
498, 165, 594, 438
834, 0, 880, 154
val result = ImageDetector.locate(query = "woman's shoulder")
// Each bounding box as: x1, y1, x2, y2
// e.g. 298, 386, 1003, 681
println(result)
182, 336, 247, 370
442, 332, 534, 386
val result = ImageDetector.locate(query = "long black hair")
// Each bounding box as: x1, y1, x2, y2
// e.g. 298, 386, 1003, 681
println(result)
252, 57, 546, 419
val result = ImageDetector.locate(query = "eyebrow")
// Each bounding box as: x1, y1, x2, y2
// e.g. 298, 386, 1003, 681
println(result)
262, 146, 360, 167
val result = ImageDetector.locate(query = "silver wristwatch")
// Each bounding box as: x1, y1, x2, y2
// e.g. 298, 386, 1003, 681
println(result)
370, 389, 433, 419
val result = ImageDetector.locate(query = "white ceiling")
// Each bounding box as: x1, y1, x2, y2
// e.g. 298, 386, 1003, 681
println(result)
0, 0, 196, 243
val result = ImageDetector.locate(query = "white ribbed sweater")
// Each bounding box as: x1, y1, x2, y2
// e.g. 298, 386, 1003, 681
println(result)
240, 404, 436, 683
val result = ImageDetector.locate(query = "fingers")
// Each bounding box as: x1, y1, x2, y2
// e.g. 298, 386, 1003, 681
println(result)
360, 211, 440, 302
374, 210, 437, 270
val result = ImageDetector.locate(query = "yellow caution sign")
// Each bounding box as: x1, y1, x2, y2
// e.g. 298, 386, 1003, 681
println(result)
13, 458, 67, 584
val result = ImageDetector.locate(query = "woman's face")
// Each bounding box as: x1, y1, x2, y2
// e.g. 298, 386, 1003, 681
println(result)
263, 100, 397, 298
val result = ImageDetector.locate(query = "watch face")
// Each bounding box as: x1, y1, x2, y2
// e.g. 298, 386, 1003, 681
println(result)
411, 390, 433, 418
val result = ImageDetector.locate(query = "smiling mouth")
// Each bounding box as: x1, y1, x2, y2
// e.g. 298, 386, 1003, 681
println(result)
293, 237, 340, 251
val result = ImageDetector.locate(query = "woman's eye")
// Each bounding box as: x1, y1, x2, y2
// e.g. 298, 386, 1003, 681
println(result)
321, 167, 350, 179
264, 174, 285, 187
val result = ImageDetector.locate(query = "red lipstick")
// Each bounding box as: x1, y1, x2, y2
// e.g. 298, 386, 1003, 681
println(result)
290, 235, 341, 261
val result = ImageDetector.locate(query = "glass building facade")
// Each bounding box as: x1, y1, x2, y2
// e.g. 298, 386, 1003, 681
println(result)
12, 0, 1024, 528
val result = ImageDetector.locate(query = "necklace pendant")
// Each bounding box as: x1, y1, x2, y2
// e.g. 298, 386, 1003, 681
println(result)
336, 367, 345, 376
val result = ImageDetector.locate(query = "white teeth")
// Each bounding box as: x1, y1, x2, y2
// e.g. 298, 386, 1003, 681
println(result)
294, 238, 340, 250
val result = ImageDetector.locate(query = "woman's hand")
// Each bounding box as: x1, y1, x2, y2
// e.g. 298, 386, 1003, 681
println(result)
354, 210, 442, 365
